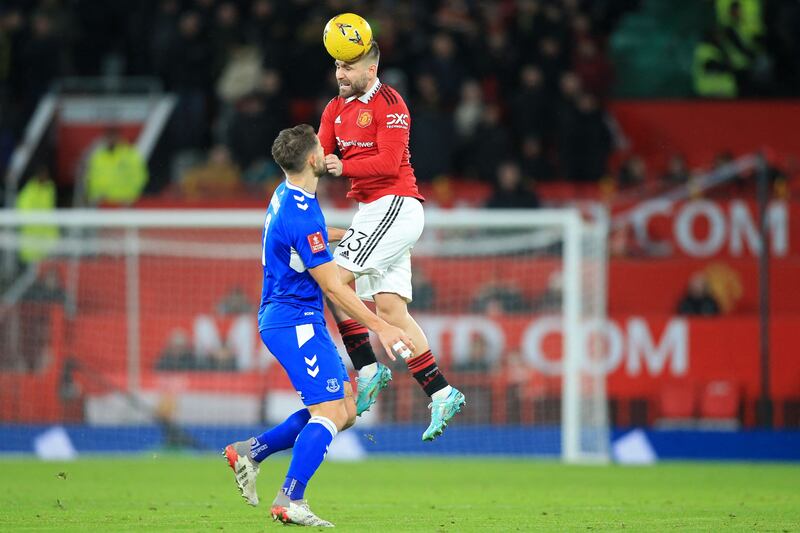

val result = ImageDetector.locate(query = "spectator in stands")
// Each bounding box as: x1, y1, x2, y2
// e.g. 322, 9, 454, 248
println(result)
454, 334, 493, 374
156, 329, 197, 371
574, 39, 614, 100
558, 92, 612, 182
468, 104, 513, 182
3, 0, 636, 206
510, 65, 549, 140
661, 154, 690, 185
520, 136, 555, 181
216, 45, 263, 107
216, 285, 253, 315
472, 279, 532, 316
475, 31, 519, 98
85, 127, 149, 206
408, 267, 436, 312
180, 144, 241, 199
226, 92, 272, 171
245, 0, 289, 62
538, 36, 569, 95
717, 0, 764, 45
211, 1, 243, 74
531, 270, 563, 313
151, 1, 181, 72
693, 28, 738, 98
418, 32, 466, 104
24, 266, 65, 303
677, 273, 721, 317
161, 11, 214, 150
18, 12, 65, 120
717, 0, 775, 97
485, 161, 541, 209
16, 165, 57, 265
772, 0, 800, 93
409, 74, 455, 182
453, 80, 484, 149
17, 266, 65, 372
199, 344, 238, 371
226, 70, 288, 175
617, 155, 648, 189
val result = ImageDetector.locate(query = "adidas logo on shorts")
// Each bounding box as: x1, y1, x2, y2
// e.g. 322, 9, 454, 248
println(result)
339, 250, 350, 259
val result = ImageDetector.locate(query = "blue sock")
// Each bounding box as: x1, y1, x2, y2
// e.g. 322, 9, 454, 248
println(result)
250, 409, 310, 463
281, 416, 337, 501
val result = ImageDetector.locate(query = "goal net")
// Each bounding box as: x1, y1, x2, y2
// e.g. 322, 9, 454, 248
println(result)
0, 208, 608, 463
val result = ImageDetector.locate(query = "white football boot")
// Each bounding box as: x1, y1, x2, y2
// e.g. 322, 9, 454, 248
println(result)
271, 492, 334, 527
222, 440, 260, 506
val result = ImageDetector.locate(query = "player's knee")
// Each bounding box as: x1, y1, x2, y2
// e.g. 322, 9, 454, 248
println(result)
340, 384, 357, 430
342, 410, 356, 431
375, 298, 407, 326
310, 400, 349, 431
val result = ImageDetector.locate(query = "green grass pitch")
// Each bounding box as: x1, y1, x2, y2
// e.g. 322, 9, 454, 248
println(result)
1, 456, 798, 531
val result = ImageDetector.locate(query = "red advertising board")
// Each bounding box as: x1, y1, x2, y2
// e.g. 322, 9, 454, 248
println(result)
618, 199, 800, 259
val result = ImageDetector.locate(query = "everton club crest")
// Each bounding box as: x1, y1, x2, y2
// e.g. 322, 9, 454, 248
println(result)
326, 378, 341, 393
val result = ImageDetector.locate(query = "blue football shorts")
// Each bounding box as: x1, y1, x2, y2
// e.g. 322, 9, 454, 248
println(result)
260, 322, 350, 406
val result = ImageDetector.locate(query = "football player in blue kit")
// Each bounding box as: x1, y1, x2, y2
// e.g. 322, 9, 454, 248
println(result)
223, 124, 413, 527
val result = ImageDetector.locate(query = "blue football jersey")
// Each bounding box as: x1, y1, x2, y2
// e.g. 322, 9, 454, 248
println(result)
258, 181, 333, 331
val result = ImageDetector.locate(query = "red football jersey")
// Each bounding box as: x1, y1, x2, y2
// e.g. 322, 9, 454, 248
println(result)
318, 79, 424, 204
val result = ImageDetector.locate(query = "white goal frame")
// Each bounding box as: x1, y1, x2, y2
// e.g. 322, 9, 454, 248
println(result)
0, 208, 609, 463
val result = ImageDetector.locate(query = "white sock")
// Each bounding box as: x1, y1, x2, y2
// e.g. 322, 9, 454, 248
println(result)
358, 362, 378, 380
431, 385, 452, 401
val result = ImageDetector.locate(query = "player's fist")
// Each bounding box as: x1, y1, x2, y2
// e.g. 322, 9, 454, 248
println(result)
325, 154, 343, 176
376, 324, 415, 361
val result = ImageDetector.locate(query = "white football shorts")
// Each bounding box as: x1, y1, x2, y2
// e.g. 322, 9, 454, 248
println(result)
333, 195, 424, 302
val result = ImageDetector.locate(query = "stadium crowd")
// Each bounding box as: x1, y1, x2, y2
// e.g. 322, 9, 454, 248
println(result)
0, 0, 637, 204
0, 0, 797, 207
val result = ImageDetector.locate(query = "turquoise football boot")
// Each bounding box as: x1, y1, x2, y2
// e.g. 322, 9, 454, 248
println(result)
355, 363, 393, 416
422, 387, 466, 441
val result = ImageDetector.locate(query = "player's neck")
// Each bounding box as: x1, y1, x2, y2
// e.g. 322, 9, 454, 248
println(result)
357, 77, 379, 99
286, 173, 318, 195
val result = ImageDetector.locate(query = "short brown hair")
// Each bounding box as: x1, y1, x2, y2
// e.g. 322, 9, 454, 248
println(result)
271, 124, 317, 173
355, 41, 380, 66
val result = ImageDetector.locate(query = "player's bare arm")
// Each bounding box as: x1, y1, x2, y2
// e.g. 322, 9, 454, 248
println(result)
327, 226, 347, 241
309, 260, 414, 359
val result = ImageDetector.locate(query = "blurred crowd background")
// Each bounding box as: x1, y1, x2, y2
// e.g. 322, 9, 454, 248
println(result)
2, 0, 799, 208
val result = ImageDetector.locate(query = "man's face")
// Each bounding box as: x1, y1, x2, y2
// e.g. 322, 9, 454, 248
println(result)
335, 59, 372, 98
309, 139, 326, 177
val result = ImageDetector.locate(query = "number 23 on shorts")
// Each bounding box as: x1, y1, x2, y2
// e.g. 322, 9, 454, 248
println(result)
338, 228, 369, 252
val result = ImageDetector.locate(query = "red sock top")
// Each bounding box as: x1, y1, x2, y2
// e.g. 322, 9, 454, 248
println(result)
406, 350, 434, 372
337, 319, 368, 337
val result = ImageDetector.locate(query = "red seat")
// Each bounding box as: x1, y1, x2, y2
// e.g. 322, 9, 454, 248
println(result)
700, 380, 740, 420
658, 381, 696, 419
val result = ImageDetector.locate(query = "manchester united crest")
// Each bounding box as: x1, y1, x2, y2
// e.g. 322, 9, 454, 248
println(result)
356, 109, 373, 128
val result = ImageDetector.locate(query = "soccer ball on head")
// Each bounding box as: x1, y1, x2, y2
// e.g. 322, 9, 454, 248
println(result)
323, 13, 373, 62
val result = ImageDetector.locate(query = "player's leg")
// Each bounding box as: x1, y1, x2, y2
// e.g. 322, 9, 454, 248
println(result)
223, 407, 310, 506
327, 294, 382, 379
341, 374, 357, 430
345, 195, 464, 440
270, 397, 347, 527
263, 323, 350, 527
373, 290, 465, 441
224, 323, 351, 515
330, 200, 400, 415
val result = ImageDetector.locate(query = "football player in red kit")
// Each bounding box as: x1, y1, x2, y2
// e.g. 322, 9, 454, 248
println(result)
319, 43, 465, 441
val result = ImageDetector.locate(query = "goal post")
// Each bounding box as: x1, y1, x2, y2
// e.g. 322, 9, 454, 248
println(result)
0, 207, 608, 463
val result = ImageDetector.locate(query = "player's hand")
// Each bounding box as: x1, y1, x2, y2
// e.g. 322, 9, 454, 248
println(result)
325, 154, 343, 176
375, 324, 415, 361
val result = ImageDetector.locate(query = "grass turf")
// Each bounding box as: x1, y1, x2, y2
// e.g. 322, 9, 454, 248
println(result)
0, 456, 798, 531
